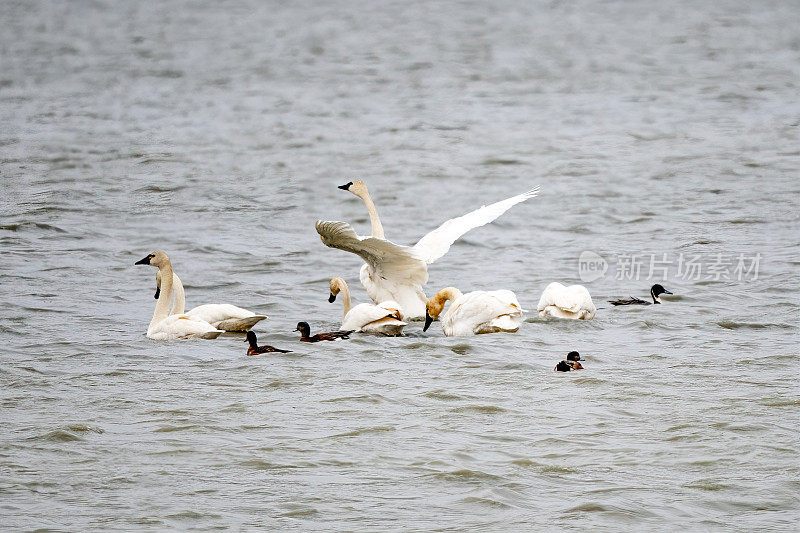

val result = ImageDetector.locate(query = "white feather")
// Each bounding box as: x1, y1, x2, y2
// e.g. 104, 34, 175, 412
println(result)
439, 289, 524, 336
139, 251, 223, 340
147, 314, 223, 340
160, 272, 267, 331
316, 187, 538, 318
536, 282, 596, 320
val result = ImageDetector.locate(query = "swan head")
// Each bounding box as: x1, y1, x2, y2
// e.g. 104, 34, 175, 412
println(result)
135, 251, 169, 268
423, 289, 454, 331
329, 276, 346, 303
650, 284, 673, 303
424, 298, 443, 332
338, 179, 368, 198
295, 321, 311, 337
424, 287, 461, 330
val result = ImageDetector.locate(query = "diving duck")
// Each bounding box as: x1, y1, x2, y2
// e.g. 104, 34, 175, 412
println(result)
294, 321, 353, 342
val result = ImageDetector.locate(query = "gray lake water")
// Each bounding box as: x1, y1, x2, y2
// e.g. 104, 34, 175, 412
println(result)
1, 0, 799, 530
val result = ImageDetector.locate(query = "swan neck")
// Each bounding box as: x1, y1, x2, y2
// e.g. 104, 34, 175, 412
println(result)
438, 287, 463, 304
359, 189, 385, 239
339, 279, 352, 319
430, 287, 462, 317
151, 261, 174, 328
171, 273, 186, 314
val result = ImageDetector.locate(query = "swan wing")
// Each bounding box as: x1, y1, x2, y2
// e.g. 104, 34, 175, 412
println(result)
148, 314, 223, 340
187, 304, 257, 323
342, 303, 398, 331
443, 290, 522, 335
316, 220, 429, 286
377, 300, 405, 321
412, 187, 539, 264
537, 282, 594, 314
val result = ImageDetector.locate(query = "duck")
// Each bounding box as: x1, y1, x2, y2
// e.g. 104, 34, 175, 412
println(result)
555, 351, 584, 372
537, 282, 596, 320
423, 287, 524, 336
155, 270, 267, 331
246, 331, 290, 355
134, 251, 223, 340
609, 284, 673, 306
316, 180, 539, 319
329, 276, 406, 336
294, 321, 353, 342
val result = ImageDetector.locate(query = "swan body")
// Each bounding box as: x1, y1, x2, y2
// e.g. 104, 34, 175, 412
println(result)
317, 181, 539, 319
135, 252, 223, 340
424, 287, 524, 336
537, 282, 596, 320
156, 271, 267, 331
329, 276, 406, 336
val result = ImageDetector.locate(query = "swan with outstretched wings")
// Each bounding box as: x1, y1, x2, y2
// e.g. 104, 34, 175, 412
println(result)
316, 184, 539, 319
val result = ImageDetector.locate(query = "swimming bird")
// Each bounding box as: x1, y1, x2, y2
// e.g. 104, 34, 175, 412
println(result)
423, 287, 524, 336
316, 181, 539, 319
134, 252, 223, 340
537, 282, 596, 320
294, 321, 353, 342
155, 270, 267, 331
555, 351, 584, 371
245, 331, 290, 355
329, 276, 406, 336
609, 284, 673, 306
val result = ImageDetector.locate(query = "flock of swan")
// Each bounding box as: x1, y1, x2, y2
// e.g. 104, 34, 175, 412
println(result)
135, 181, 674, 369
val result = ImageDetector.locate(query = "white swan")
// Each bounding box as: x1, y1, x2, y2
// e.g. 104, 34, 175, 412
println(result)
134, 251, 223, 340
328, 276, 407, 336
317, 181, 539, 319
154, 271, 267, 331
537, 282, 596, 320
423, 286, 524, 336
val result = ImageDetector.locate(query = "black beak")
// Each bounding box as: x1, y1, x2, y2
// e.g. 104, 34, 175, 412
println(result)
423, 312, 433, 332
134, 255, 151, 265
294, 326, 301, 332
328, 293, 336, 303
153, 287, 160, 299
337, 181, 353, 191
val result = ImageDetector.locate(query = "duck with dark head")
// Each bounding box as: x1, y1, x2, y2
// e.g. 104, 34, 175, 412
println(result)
294, 321, 353, 343
609, 284, 673, 306
246, 331, 290, 355
555, 351, 584, 372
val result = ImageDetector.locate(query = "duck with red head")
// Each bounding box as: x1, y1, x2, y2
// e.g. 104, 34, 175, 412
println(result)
555, 351, 585, 371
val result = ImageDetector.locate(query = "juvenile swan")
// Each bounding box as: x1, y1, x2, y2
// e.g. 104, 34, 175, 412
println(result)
537, 282, 596, 320
423, 287, 524, 336
317, 182, 539, 319
329, 276, 406, 336
155, 271, 267, 331
134, 252, 223, 340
